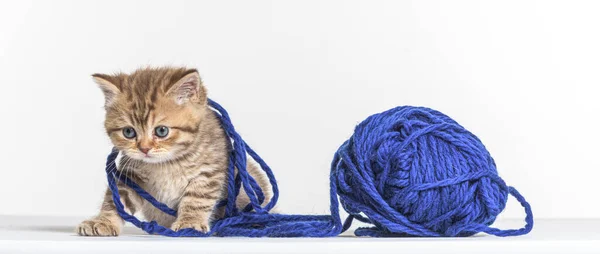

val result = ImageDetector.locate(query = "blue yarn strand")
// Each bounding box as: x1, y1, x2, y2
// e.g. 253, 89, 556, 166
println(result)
104, 100, 533, 237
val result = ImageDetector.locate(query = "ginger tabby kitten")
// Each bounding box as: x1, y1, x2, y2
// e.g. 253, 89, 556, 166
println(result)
77, 67, 272, 236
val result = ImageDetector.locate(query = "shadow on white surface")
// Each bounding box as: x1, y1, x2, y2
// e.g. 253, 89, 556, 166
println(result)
1, 215, 599, 253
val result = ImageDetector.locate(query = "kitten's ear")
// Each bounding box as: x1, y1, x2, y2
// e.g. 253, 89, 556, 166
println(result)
91, 73, 121, 108
167, 69, 207, 105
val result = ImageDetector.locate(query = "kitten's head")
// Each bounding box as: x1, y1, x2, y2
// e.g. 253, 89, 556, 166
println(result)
93, 67, 208, 163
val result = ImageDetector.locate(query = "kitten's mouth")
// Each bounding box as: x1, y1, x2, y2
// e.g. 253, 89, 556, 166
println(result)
139, 155, 168, 164
124, 151, 170, 164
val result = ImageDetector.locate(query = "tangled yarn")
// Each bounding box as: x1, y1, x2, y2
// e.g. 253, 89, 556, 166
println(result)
104, 100, 533, 237
333, 106, 533, 236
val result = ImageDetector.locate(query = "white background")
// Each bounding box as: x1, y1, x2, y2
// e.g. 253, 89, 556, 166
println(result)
0, 0, 598, 222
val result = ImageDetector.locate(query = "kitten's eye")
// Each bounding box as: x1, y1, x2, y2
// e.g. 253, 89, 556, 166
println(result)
155, 126, 169, 138
122, 127, 136, 139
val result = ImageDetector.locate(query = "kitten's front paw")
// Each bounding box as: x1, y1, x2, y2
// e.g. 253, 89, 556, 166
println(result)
76, 218, 120, 236
171, 219, 210, 233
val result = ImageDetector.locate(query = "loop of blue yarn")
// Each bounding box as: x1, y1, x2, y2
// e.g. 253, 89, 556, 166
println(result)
104, 100, 533, 237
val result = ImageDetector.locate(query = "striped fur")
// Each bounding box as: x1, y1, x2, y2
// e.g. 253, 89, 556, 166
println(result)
77, 67, 272, 236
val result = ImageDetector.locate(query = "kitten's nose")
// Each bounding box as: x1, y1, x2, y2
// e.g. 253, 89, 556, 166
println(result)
139, 147, 151, 154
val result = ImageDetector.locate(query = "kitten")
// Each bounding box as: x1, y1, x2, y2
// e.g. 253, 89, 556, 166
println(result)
77, 67, 272, 236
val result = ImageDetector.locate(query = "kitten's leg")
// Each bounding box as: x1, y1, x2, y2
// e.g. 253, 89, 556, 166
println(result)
212, 161, 276, 219
76, 184, 142, 236
171, 169, 225, 233
239, 161, 275, 209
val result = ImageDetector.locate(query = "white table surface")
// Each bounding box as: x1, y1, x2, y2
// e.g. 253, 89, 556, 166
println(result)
0, 215, 598, 254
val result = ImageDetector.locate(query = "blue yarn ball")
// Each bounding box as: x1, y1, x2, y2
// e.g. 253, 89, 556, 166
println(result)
334, 106, 509, 237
